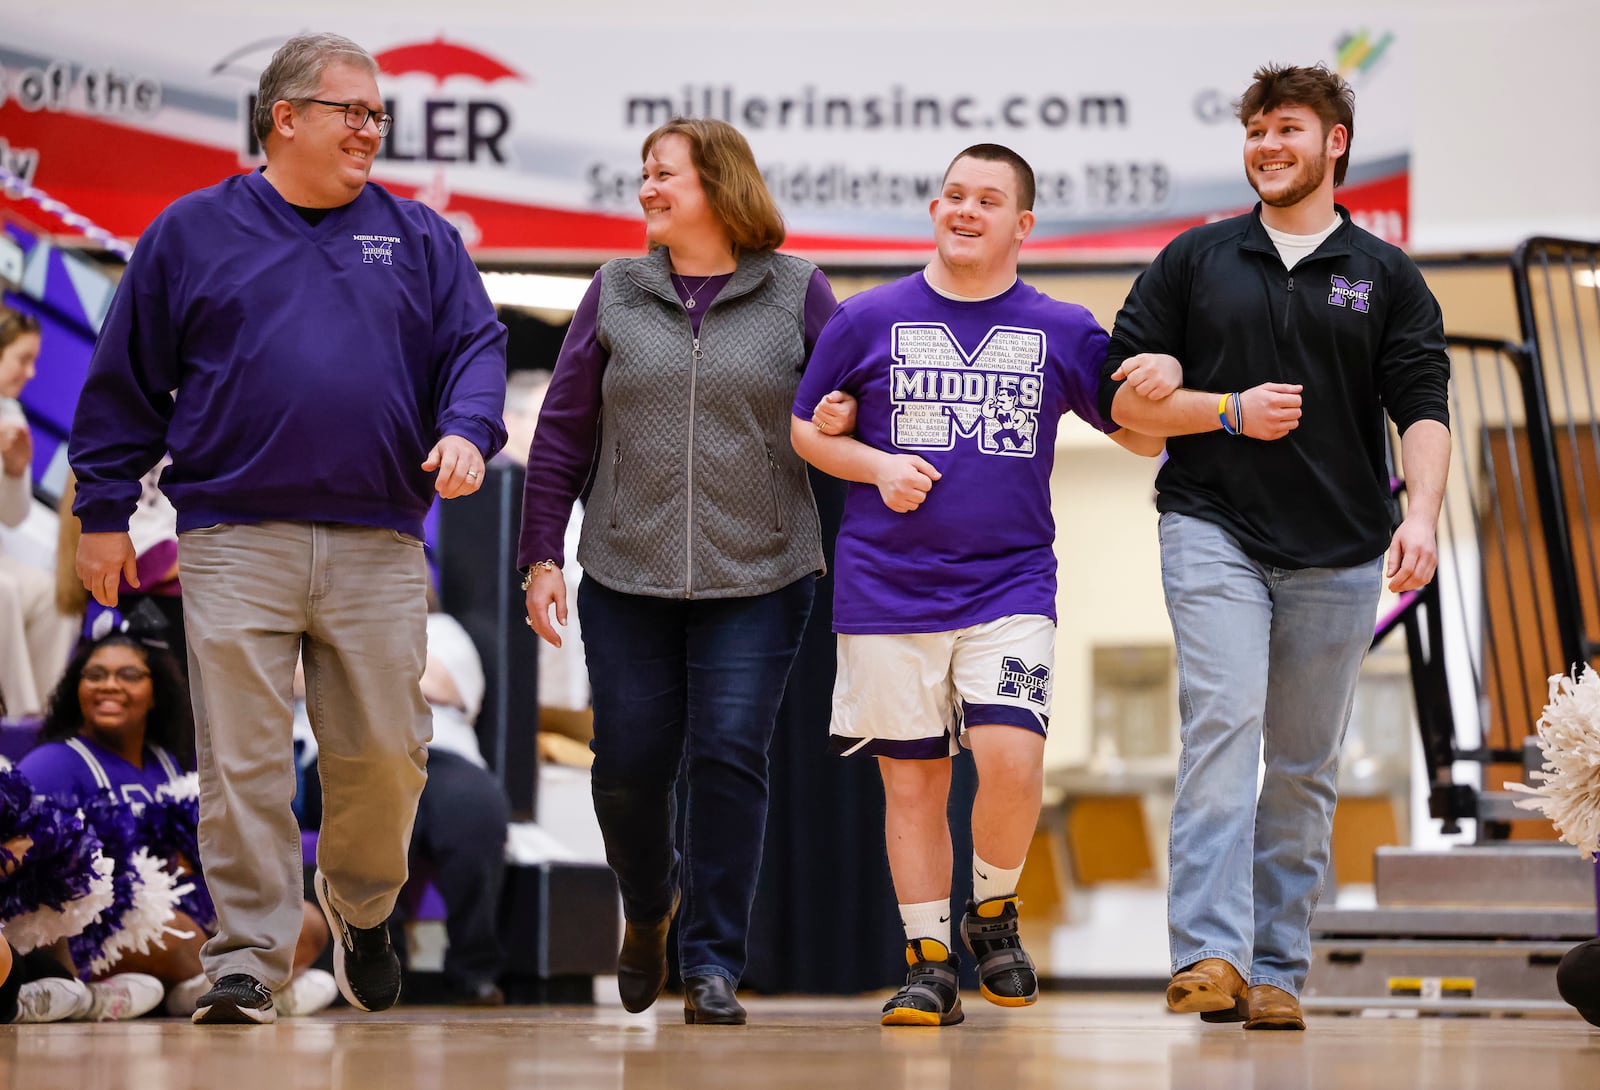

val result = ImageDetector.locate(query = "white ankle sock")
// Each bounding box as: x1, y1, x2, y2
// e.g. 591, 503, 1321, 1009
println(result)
899, 899, 952, 946
973, 854, 1024, 903
163, 972, 210, 1017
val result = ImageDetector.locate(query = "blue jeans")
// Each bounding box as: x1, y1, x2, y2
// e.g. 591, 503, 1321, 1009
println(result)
1160, 512, 1382, 996
578, 574, 815, 985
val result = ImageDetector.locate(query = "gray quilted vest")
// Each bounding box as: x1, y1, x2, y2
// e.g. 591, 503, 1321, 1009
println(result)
576, 247, 825, 599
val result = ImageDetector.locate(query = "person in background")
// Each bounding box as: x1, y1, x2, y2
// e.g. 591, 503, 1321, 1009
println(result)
19, 632, 338, 1018
295, 606, 510, 1005
519, 118, 841, 1026
0, 306, 77, 718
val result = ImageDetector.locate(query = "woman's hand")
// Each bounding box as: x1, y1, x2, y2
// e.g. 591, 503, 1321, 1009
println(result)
811, 390, 857, 436
524, 566, 568, 648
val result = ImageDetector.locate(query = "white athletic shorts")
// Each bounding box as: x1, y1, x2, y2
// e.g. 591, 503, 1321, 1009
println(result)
828, 614, 1055, 759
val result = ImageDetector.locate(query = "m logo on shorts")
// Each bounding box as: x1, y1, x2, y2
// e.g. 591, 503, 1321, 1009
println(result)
1328, 275, 1372, 313
997, 657, 1050, 707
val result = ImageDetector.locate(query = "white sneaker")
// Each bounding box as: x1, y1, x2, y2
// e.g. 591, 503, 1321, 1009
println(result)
84, 973, 167, 1021
276, 968, 339, 1017
163, 972, 211, 1017
14, 979, 93, 1023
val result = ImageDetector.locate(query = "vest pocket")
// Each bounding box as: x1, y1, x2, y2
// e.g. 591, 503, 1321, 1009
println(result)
765, 444, 784, 534
609, 443, 623, 529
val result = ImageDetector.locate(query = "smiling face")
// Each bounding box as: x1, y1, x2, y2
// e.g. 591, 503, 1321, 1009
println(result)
638, 133, 722, 251
1243, 104, 1346, 211
269, 61, 383, 207
0, 331, 40, 400
77, 643, 155, 749
929, 156, 1035, 280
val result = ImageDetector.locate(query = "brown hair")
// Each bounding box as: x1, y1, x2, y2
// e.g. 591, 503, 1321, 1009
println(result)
942, 144, 1037, 212
642, 118, 786, 253
0, 305, 40, 353
1235, 64, 1355, 187
253, 33, 378, 145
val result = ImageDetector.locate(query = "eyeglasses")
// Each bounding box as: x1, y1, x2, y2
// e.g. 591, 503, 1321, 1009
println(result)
82, 666, 152, 685
299, 98, 393, 138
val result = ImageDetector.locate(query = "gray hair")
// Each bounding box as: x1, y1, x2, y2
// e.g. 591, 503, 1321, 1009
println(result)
253, 33, 378, 144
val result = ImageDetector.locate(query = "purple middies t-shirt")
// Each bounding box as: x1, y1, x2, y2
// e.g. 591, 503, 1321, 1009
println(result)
793, 272, 1114, 635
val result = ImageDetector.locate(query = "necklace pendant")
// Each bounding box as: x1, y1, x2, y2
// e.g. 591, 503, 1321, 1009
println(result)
685, 298, 696, 309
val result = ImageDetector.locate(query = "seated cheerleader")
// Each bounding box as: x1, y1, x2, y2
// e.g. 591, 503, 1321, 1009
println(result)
0, 759, 163, 1022
18, 631, 337, 1017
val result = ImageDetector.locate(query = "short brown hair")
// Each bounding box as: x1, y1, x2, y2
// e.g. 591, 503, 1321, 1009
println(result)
254, 33, 378, 145
0, 305, 40, 353
641, 118, 786, 253
942, 144, 1036, 211
1235, 64, 1355, 187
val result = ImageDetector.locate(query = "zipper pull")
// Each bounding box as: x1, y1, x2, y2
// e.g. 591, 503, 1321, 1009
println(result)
692, 336, 703, 361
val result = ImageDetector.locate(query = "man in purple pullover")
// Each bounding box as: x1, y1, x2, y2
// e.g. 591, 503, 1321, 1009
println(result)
68, 33, 507, 1025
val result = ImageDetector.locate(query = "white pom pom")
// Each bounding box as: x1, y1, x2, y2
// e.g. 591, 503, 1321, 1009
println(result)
3, 851, 116, 953
86, 849, 194, 976
154, 772, 200, 804
1506, 665, 1600, 858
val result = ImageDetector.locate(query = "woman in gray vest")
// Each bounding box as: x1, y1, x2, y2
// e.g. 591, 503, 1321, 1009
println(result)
518, 118, 841, 1025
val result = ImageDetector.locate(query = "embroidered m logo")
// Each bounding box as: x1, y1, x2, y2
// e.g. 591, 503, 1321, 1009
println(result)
1328, 275, 1373, 313
361, 240, 395, 265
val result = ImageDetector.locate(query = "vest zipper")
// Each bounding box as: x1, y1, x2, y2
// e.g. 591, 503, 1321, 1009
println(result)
609, 443, 623, 528
765, 444, 784, 533
686, 332, 703, 598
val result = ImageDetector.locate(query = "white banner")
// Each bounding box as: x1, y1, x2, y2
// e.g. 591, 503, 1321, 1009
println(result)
0, 18, 1410, 260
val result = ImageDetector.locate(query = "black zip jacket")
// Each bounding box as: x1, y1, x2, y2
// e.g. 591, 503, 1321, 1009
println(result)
1097, 204, 1449, 569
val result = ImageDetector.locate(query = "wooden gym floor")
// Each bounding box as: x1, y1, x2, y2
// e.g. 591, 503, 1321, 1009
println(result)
2, 994, 1595, 1090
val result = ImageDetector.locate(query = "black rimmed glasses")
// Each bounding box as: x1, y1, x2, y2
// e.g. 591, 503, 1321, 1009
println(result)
299, 98, 393, 138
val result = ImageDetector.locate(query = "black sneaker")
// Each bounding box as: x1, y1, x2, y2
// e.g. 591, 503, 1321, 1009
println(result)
880, 938, 964, 1027
314, 868, 402, 1012
192, 974, 276, 1025
961, 894, 1038, 1007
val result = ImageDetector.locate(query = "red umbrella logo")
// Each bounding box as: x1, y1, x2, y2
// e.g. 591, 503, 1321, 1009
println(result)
373, 37, 523, 84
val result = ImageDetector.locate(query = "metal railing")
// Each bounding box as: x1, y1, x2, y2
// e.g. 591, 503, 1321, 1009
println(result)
1383, 240, 1600, 833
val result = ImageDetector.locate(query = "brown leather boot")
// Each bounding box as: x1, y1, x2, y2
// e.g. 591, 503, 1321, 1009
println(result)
1166, 958, 1247, 1016
1244, 984, 1305, 1030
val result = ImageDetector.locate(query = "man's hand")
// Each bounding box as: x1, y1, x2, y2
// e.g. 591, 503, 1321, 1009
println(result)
524, 567, 568, 648
78, 531, 138, 608
0, 420, 29, 478
1385, 515, 1439, 592
1110, 353, 1183, 400
875, 454, 940, 513
1237, 383, 1304, 440
811, 390, 857, 436
423, 434, 486, 499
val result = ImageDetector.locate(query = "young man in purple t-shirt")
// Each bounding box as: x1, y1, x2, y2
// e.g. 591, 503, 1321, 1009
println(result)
792, 145, 1163, 1026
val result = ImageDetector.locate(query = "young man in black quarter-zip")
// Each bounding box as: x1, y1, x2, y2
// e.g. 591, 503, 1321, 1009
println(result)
1097, 63, 1451, 1032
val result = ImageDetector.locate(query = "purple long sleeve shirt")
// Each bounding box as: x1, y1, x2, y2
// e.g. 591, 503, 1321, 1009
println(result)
517, 264, 836, 569
71, 169, 508, 538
